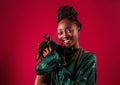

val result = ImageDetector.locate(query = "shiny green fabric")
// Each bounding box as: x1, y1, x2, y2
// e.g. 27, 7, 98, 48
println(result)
36, 42, 96, 85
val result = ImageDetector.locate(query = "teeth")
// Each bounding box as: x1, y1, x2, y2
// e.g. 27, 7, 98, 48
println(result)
64, 40, 69, 43
63, 39, 71, 43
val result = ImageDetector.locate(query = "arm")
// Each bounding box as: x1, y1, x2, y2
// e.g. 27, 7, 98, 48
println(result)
34, 75, 47, 85
36, 50, 61, 75
74, 53, 96, 85
35, 50, 61, 85
35, 40, 61, 85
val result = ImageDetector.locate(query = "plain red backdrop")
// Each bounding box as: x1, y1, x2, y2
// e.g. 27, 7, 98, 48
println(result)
0, 0, 120, 85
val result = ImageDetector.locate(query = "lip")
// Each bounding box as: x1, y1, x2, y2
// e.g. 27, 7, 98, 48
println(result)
63, 38, 71, 44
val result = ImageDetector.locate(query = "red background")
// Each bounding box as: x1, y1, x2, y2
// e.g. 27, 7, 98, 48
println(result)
0, 0, 120, 85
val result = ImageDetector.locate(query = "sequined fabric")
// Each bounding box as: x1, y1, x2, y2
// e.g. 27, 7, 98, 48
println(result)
36, 41, 96, 85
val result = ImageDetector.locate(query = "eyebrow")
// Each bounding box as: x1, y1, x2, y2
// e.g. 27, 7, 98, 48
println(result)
58, 25, 72, 30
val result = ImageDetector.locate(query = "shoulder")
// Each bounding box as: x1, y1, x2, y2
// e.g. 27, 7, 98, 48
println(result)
81, 50, 96, 63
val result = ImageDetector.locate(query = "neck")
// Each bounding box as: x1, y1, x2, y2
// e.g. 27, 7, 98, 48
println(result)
74, 42, 80, 49
65, 44, 80, 50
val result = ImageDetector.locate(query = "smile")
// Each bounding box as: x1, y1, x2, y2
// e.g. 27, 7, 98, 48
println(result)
63, 39, 71, 43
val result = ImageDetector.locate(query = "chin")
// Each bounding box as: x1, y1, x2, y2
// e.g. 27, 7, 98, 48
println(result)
64, 43, 73, 47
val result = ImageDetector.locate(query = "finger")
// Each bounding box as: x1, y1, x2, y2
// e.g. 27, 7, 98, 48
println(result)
43, 51, 47, 57
45, 48, 49, 54
43, 48, 50, 57
48, 47, 52, 52
43, 47, 52, 57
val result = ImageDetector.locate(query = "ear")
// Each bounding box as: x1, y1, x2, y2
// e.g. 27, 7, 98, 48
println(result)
78, 27, 80, 32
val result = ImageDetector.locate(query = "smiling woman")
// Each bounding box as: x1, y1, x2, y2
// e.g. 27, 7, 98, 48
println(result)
34, 5, 97, 85
57, 19, 80, 48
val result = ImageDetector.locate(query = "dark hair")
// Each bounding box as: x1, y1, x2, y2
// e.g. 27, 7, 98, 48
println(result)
57, 5, 82, 29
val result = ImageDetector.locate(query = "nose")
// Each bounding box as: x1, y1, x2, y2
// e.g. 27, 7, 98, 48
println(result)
62, 31, 69, 38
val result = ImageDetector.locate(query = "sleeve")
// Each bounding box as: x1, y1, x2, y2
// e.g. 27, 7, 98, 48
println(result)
74, 53, 97, 85
36, 50, 61, 75
36, 40, 62, 75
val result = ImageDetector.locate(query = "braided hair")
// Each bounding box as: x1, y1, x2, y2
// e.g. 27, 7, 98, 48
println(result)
57, 5, 82, 29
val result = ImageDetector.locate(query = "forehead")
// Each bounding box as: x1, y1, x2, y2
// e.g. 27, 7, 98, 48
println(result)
57, 19, 75, 30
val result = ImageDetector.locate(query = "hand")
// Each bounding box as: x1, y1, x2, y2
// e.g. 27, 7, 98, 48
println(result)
43, 47, 52, 57
37, 40, 52, 60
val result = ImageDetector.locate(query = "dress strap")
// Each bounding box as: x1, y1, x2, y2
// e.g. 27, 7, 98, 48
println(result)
71, 48, 85, 77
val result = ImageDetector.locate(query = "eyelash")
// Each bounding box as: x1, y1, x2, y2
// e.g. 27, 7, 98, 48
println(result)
66, 28, 72, 33
58, 28, 72, 35
58, 31, 63, 35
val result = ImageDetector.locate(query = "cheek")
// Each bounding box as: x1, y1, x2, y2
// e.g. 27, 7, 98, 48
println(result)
73, 31, 79, 40
58, 35, 62, 40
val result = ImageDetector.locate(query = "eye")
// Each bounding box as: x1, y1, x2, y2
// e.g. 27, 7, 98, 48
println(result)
66, 28, 72, 33
58, 31, 63, 35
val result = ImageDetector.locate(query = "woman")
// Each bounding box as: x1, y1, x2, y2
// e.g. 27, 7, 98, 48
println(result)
34, 6, 96, 85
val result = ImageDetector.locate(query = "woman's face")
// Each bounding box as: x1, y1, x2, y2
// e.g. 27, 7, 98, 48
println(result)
57, 19, 80, 48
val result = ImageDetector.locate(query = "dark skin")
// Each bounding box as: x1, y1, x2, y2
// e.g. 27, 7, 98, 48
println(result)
34, 18, 80, 85
57, 19, 80, 48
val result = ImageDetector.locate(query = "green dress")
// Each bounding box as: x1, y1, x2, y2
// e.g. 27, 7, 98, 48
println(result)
36, 41, 96, 85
